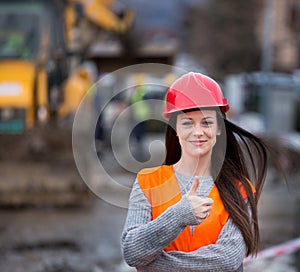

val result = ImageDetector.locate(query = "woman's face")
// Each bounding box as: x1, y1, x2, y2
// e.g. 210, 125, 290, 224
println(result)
176, 109, 220, 159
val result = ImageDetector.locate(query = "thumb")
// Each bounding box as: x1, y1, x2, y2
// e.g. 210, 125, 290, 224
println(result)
187, 176, 199, 196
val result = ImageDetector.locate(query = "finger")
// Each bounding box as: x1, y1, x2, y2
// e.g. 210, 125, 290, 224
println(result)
198, 211, 209, 220
187, 176, 199, 196
202, 197, 214, 206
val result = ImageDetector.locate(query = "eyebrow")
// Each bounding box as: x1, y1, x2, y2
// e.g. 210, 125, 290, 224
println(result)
180, 116, 215, 120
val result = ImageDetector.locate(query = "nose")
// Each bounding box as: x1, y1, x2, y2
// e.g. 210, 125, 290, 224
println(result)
193, 124, 204, 136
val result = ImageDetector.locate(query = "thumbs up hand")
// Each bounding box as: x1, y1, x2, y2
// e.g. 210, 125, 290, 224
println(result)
187, 176, 214, 223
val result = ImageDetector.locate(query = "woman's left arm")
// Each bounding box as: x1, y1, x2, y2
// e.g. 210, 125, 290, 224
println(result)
138, 218, 246, 272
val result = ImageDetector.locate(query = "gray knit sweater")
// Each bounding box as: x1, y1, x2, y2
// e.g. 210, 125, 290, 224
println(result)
121, 170, 246, 272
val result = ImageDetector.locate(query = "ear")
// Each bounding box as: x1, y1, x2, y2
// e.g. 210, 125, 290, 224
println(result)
217, 128, 221, 135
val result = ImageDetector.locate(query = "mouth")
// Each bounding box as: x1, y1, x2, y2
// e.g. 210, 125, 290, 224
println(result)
189, 140, 207, 146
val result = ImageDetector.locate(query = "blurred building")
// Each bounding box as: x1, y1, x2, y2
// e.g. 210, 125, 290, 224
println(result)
178, 0, 300, 79
256, 0, 300, 72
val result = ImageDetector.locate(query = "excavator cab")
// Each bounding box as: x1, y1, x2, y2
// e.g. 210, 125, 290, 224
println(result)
0, 7, 41, 60
0, 0, 68, 133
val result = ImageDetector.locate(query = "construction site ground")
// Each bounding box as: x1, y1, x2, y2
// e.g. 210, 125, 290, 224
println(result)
0, 133, 299, 272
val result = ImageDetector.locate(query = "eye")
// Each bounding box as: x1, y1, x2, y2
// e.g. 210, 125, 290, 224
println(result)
202, 120, 214, 126
181, 120, 193, 126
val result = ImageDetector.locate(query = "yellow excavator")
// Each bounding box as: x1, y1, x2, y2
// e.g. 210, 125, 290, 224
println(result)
0, 0, 134, 206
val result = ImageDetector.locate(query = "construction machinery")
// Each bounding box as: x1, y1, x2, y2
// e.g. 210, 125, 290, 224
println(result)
0, 0, 180, 206
0, 0, 134, 206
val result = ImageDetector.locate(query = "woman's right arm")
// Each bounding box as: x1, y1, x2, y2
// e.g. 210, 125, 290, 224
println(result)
121, 179, 199, 268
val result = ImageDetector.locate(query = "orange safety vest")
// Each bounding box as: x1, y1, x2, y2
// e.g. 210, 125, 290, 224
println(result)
137, 165, 229, 254
137, 165, 255, 255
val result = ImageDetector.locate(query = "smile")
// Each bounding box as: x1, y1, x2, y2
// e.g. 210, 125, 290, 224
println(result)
189, 140, 207, 146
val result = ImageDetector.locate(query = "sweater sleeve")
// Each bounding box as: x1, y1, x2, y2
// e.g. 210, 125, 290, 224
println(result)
138, 218, 247, 272
121, 179, 199, 267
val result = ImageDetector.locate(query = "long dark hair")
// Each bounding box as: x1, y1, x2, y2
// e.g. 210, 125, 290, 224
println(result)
165, 108, 268, 256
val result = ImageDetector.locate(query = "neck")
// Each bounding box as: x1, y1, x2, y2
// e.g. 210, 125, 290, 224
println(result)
174, 153, 212, 177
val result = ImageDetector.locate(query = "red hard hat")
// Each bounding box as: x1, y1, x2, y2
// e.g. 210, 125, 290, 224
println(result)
163, 72, 229, 120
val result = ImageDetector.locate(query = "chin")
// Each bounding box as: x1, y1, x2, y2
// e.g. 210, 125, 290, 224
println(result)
190, 149, 210, 159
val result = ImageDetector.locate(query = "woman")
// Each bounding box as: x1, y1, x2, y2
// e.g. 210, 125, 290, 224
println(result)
121, 72, 267, 271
